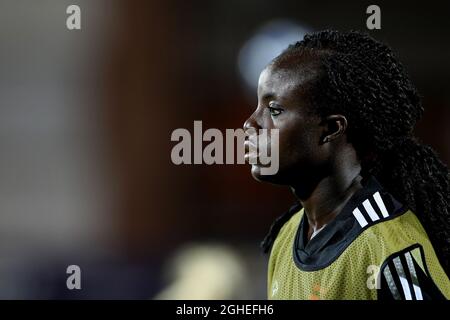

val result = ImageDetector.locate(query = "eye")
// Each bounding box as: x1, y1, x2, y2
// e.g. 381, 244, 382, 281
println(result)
268, 103, 284, 117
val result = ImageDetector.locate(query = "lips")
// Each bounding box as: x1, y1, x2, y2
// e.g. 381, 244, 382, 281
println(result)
244, 139, 259, 164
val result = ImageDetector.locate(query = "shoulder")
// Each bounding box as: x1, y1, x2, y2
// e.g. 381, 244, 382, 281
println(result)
261, 202, 303, 254
377, 244, 450, 300
272, 206, 303, 250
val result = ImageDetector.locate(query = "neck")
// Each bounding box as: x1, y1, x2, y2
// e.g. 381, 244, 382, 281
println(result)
291, 166, 363, 235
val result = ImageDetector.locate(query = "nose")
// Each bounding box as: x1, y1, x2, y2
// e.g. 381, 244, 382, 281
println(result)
243, 109, 261, 133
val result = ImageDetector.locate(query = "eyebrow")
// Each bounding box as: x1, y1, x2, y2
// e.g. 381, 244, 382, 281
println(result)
260, 93, 277, 102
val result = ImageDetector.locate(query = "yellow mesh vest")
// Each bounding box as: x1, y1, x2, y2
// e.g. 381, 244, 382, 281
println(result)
267, 208, 450, 300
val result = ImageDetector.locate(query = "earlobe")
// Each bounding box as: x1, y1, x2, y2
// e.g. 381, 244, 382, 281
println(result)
323, 115, 348, 143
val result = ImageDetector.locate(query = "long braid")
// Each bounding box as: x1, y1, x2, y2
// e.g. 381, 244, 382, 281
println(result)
262, 30, 450, 273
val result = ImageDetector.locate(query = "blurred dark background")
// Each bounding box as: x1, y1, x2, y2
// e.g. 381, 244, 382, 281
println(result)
0, 0, 448, 298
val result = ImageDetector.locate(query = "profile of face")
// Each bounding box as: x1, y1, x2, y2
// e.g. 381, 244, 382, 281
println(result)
243, 62, 338, 186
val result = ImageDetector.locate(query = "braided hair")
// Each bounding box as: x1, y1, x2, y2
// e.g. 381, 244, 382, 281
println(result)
260, 30, 450, 274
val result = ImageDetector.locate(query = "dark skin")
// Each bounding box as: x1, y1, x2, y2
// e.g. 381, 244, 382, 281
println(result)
243, 63, 363, 240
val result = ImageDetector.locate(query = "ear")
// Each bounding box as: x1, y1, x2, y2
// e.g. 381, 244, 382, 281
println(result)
321, 115, 348, 144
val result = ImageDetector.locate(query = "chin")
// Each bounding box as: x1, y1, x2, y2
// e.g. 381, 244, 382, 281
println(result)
250, 165, 284, 185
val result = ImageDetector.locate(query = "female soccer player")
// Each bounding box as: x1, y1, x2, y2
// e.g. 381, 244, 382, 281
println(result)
243, 30, 450, 300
